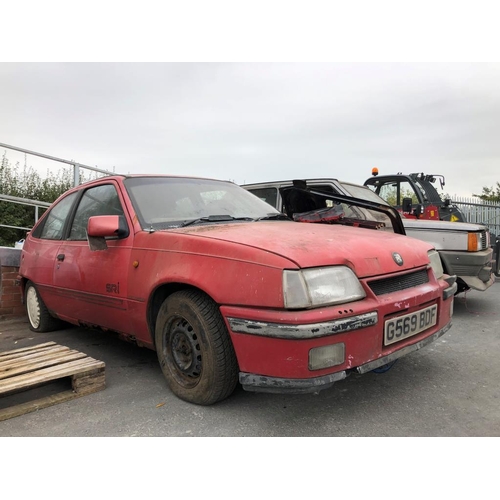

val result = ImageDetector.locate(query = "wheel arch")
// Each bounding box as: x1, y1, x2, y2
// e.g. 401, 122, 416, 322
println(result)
147, 282, 216, 348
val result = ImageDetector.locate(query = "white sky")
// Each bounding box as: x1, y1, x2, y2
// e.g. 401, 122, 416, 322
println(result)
1, 3, 499, 200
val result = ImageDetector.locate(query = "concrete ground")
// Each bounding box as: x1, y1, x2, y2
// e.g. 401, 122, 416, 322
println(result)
1, 279, 499, 437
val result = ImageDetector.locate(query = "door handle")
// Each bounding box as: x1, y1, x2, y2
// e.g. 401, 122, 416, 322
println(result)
57, 254, 65, 261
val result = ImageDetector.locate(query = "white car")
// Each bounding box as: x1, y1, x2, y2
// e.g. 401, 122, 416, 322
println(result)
242, 178, 495, 294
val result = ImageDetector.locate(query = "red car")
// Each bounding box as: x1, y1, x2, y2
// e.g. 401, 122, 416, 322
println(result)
18, 175, 456, 405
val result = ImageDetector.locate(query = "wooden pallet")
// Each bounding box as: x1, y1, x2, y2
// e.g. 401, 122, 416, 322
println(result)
0, 341, 105, 421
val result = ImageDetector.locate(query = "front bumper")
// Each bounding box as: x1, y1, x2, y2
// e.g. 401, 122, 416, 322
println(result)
439, 248, 494, 291
228, 280, 457, 339
223, 278, 456, 389
240, 321, 453, 394
227, 311, 379, 339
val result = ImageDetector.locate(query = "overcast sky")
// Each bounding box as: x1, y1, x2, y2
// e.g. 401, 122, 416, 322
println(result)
1, 0, 495, 477
1, 62, 499, 198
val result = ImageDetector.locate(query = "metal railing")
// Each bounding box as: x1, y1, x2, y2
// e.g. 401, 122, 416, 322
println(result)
0, 141, 115, 186
0, 194, 51, 231
1, 142, 117, 237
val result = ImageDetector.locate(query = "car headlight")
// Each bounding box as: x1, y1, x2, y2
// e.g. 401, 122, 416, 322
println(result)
283, 266, 366, 309
427, 249, 444, 280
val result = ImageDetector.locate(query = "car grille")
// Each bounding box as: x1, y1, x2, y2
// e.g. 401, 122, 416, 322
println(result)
368, 269, 429, 296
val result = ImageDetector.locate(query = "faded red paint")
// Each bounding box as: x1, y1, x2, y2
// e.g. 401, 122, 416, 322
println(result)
19, 175, 454, 388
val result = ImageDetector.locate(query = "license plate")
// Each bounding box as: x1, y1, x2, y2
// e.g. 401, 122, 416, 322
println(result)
384, 304, 438, 346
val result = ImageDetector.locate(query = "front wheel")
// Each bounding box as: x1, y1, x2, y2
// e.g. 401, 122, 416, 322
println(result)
155, 290, 238, 405
25, 281, 62, 332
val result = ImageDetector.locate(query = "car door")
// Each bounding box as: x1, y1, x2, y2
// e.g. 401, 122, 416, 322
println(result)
22, 191, 80, 315
52, 182, 133, 333
365, 176, 422, 211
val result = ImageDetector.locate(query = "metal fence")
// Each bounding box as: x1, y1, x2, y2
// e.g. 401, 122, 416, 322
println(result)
0, 142, 116, 239
0, 194, 51, 231
452, 196, 500, 238
0, 141, 115, 186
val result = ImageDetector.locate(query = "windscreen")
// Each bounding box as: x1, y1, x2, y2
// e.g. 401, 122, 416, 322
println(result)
124, 177, 281, 229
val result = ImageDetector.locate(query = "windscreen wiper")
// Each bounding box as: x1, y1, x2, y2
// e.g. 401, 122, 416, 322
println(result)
180, 215, 254, 228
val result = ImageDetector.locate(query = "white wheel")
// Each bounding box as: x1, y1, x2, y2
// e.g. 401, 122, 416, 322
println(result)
24, 281, 62, 332
26, 285, 41, 329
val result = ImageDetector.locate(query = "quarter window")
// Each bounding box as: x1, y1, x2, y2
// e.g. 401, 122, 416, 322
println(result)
248, 188, 278, 209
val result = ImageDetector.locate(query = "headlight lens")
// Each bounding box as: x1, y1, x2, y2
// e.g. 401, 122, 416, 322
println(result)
283, 266, 366, 309
427, 249, 444, 280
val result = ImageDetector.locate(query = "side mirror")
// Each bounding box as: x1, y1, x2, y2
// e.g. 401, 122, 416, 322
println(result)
402, 197, 413, 213
87, 215, 129, 251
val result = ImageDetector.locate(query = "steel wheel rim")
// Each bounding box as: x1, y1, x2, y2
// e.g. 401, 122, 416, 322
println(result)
26, 286, 41, 329
165, 316, 202, 387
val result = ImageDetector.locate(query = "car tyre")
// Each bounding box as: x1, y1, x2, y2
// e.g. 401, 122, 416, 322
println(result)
25, 281, 62, 332
155, 290, 238, 405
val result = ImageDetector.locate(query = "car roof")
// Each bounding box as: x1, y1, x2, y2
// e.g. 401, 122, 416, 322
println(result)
73, 174, 236, 188
241, 178, 342, 187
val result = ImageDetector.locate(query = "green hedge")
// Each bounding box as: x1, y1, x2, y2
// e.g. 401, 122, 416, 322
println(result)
0, 152, 85, 246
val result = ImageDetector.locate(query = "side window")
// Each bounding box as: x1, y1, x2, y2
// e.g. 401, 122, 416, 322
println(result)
69, 184, 124, 240
377, 183, 399, 205
398, 181, 419, 205
248, 188, 278, 209
377, 181, 419, 206
37, 192, 79, 240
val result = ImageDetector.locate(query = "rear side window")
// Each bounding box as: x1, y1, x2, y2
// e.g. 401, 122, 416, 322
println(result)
35, 192, 79, 240
69, 184, 124, 240
248, 188, 278, 209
